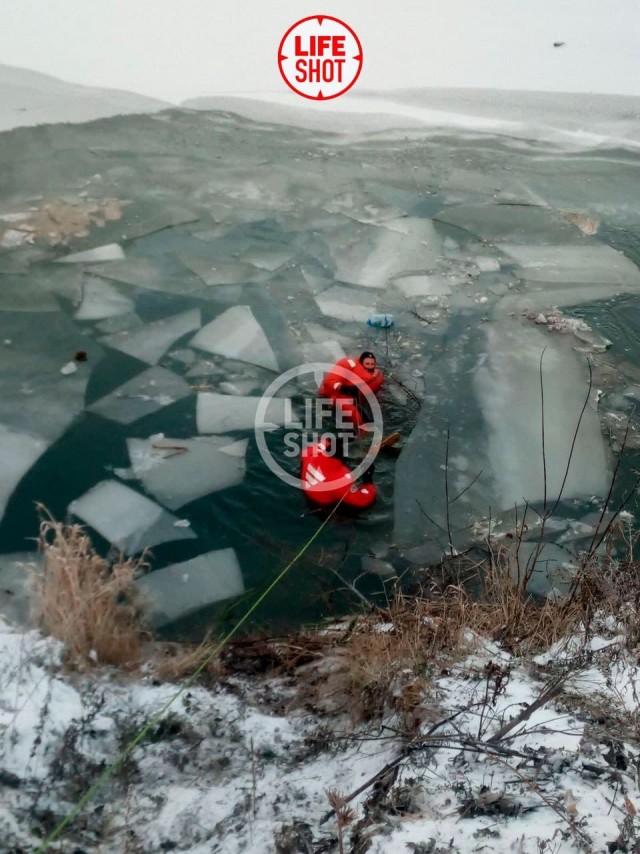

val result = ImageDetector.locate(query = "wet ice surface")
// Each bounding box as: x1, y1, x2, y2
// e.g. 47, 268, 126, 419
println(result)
2, 96, 640, 632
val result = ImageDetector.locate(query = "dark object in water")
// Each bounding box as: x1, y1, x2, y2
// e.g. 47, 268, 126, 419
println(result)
74, 350, 88, 362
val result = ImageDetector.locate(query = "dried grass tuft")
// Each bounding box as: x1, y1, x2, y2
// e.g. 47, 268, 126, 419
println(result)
31, 516, 150, 668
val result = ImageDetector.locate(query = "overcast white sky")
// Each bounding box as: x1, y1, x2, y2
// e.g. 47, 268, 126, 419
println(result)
1, 0, 639, 102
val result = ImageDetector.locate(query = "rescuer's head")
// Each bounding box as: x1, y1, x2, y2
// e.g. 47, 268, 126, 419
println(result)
359, 351, 376, 372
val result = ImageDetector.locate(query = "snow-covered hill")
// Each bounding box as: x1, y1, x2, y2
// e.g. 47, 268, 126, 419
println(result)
0, 63, 171, 132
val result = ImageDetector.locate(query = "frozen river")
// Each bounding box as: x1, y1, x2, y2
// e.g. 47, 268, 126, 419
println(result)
1, 96, 640, 636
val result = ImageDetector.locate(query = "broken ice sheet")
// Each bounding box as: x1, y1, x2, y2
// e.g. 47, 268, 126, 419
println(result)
177, 255, 268, 286
474, 323, 608, 511
55, 243, 126, 263
0, 273, 59, 312
126, 436, 248, 509
323, 217, 442, 289
498, 243, 640, 286
436, 204, 587, 244
0, 425, 48, 524
236, 244, 293, 271
68, 480, 196, 555
392, 274, 452, 298
196, 393, 295, 433
87, 258, 202, 296
74, 276, 134, 321
314, 284, 377, 323
190, 306, 279, 372
88, 366, 192, 425
100, 309, 201, 365
136, 549, 244, 627
0, 311, 104, 441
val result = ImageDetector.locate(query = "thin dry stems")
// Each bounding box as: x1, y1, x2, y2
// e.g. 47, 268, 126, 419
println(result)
31, 514, 150, 668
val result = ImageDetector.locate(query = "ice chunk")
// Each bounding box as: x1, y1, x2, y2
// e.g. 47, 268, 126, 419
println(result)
126, 436, 248, 509
55, 243, 125, 263
88, 258, 203, 296
100, 309, 201, 365
95, 313, 143, 334
237, 244, 293, 271
178, 255, 268, 286
436, 204, 586, 244
498, 243, 640, 286
392, 274, 452, 298
190, 306, 279, 372
475, 323, 609, 511
197, 392, 294, 433
0, 425, 48, 523
136, 549, 244, 627
88, 367, 192, 425
69, 480, 196, 555
475, 256, 501, 273
326, 218, 442, 289
74, 276, 134, 321
315, 285, 375, 323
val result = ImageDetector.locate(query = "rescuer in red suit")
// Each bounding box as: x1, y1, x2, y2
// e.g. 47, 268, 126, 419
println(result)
318, 351, 383, 434
300, 440, 377, 509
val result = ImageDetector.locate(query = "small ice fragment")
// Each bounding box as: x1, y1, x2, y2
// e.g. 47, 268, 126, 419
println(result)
60, 361, 78, 375
174, 519, 191, 528
475, 256, 501, 273
190, 305, 278, 371
74, 277, 134, 321
56, 244, 126, 264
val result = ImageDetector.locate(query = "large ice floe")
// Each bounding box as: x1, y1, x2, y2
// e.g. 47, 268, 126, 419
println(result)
190, 305, 279, 371
68, 480, 196, 555
136, 549, 244, 627
3, 84, 640, 625
126, 436, 248, 509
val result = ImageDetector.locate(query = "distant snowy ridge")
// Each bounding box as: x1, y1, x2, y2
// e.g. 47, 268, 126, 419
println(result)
0, 63, 171, 133
183, 89, 640, 149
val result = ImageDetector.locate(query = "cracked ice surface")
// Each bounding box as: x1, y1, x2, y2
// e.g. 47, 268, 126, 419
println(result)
196, 393, 295, 434
68, 480, 197, 555
127, 436, 248, 509
100, 309, 201, 364
325, 218, 442, 289
475, 323, 608, 511
74, 276, 135, 321
0, 426, 48, 523
88, 367, 192, 425
190, 306, 279, 372
136, 549, 244, 627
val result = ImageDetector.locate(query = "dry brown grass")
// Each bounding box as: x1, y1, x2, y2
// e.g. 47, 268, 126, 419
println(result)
31, 517, 151, 668
287, 536, 640, 724
153, 638, 222, 685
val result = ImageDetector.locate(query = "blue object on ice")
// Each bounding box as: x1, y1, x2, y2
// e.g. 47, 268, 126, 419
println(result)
367, 313, 394, 328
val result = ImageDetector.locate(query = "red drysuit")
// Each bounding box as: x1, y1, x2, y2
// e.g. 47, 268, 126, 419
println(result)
318, 357, 384, 432
300, 442, 377, 509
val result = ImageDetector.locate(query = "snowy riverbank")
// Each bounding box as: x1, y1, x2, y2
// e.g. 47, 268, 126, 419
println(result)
2, 598, 640, 853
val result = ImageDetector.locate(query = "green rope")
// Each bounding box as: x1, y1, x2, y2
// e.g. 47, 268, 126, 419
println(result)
36, 503, 341, 852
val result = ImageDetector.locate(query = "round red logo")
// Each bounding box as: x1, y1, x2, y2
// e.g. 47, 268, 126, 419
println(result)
278, 15, 363, 101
